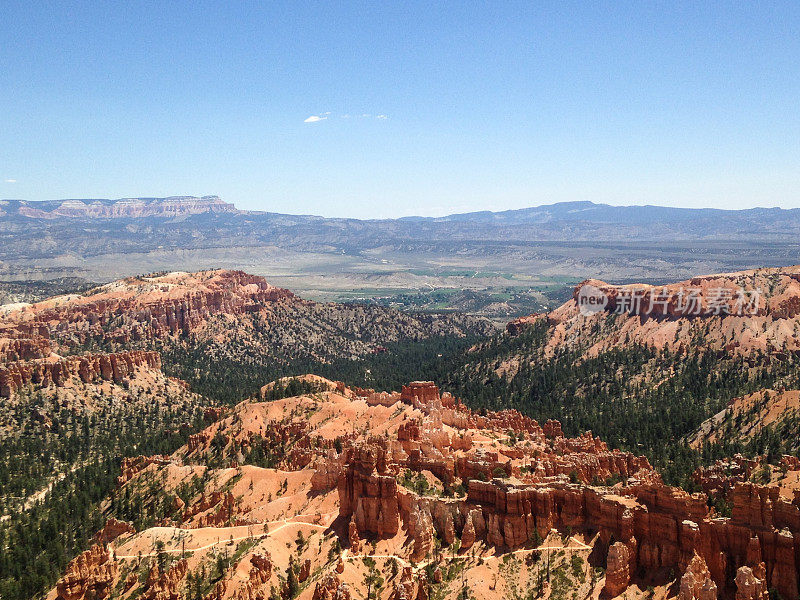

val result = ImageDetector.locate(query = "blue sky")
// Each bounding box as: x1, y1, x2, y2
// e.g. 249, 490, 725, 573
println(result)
1, 2, 799, 218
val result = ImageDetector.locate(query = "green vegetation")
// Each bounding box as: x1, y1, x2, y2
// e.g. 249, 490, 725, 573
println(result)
0, 401, 203, 600
399, 469, 431, 495
441, 320, 800, 486
160, 335, 483, 405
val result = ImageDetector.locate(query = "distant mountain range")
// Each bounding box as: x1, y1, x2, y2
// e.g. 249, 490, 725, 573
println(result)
4, 195, 800, 232
0, 195, 236, 219
2, 196, 800, 288
407, 200, 800, 227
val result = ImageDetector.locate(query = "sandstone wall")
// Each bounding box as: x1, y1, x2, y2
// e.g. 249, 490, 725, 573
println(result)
0, 350, 162, 397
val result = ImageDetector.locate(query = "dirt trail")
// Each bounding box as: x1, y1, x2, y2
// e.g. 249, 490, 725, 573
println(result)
114, 514, 331, 559
339, 536, 592, 573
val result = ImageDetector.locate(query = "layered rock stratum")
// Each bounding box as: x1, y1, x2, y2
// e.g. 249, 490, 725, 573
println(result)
0, 269, 493, 372
508, 265, 800, 356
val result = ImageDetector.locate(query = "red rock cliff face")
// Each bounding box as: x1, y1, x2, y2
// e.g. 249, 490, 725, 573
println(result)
337, 441, 400, 538
55, 544, 117, 600
400, 381, 441, 406
603, 542, 632, 598
507, 267, 800, 358
327, 379, 800, 599
0, 324, 52, 361
0, 270, 295, 348
0, 350, 161, 397
487, 480, 799, 599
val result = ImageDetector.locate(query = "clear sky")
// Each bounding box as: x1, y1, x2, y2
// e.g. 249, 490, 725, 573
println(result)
1, 2, 799, 218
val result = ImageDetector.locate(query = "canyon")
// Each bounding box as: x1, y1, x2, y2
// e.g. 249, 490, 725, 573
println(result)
2, 265, 800, 600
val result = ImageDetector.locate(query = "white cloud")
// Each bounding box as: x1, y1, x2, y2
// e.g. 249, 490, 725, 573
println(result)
304, 112, 387, 123
4, 179, 16, 183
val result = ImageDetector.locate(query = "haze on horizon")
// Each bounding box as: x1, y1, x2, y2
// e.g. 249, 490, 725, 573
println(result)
1, 2, 799, 219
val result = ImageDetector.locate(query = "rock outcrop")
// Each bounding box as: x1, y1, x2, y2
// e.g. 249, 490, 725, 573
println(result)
249, 552, 273, 581
94, 518, 135, 544
143, 559, 188, 600
0, 350, 161, 397
603, 542, 631, 598
337, 442, 400, 538
400, 381, 441, 406
13, 196, 238, 220
312, 575, 352, 600
55, 545, 117, 600
735, 565, 768, 600
506, 314, 543, 335
298, 559, 311, 583
118, 455, 171, 485
678, 553, 718, 600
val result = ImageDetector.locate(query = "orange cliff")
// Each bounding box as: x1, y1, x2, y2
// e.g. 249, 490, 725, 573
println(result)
0, 270, 295, 354
332, 381, 800, 600
506, 266, 800, 357
0, 350, 161, 397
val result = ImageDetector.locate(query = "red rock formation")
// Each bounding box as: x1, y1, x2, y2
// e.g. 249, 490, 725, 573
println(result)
401, 381, 440, 406
182, 491, 236, 527
456, 474, 800, 598
311, 450, 347, 492
337, 441, 400, 538
366, 391, 402, 407
692, 456, 760, 501
0, 350, 162, 397
312, 575, 352, 600
55, 544, 117, 600
0, 327, 52, 361
390, 567, 429, 600
735, 564, 768, 600
228, 552, 273, 600
203, 406, 227, 422
727, 483, 799, 599
398, 419, 422, 442
460, 509, 477, 550
348, 517, 361, 553
123, 572, 138, 592
117, 455, 171, 485
456, 450, 510, 482
506, 314, 543, 335
542, 419, 563, 438
571, 278, 764, 319
780, 455, 800, 471
0, 271, 294, 361
143, 559, 188, 600
187, 430, 212, 453
171, 495, 186, 514
603, 542, 631, 598
298, 559, 311, 583
202, 581, 227, 600
678, 553, 718, 600
405, 497, 435, 561
250, 552, 272, 580
94, 518, 135, 544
